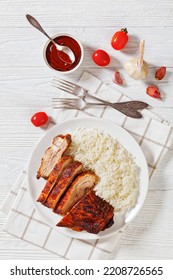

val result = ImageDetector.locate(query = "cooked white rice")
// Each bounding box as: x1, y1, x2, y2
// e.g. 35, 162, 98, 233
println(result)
67, 128, 139, 214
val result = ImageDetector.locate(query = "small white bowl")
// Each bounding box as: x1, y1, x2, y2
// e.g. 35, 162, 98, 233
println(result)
43, 33, 84, 74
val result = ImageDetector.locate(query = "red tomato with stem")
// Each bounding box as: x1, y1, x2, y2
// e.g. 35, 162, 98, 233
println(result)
92, 49, 110, 66
111, 28, 128, 50
31, 112, 49, 127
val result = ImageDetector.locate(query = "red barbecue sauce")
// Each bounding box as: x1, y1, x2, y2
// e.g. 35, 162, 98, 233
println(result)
46, 35, 82, 72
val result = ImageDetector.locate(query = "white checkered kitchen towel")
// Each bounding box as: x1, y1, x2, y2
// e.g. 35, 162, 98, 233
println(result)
1, 71, 173, 260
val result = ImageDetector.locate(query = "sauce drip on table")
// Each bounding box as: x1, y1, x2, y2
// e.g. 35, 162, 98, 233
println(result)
46, 35, 81, 71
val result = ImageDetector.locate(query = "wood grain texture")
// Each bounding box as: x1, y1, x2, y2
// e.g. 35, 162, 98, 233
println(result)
0, 0, 173, 259
1, 0, 173, 27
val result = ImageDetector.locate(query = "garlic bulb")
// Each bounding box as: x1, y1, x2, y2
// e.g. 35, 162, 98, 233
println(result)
124, 40, 148, 80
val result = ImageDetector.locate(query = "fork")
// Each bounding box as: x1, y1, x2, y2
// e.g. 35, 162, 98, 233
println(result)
52, 98, 106, 109
52, 97, 147, 118
52, 78, 149, 118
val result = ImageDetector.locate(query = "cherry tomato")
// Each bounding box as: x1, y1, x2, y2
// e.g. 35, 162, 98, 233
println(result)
31, 112, 49, 127
92, 49, 110, 66
111, 28, 128, 50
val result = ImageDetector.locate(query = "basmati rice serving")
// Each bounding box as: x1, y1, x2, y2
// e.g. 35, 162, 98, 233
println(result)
66, 128, 139, 214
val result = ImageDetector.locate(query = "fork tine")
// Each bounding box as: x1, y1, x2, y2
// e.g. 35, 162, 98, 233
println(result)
52, 79, 74, 91
52, 98, 76, 102
52, 83, 74, 94
52, 103, 76, 108
52, 101, 76, 106
52, 98, 77, 106
53, 77, 76, 88
52, 104, 75, 109
52, 101, 74, 106
52, 101, 75, 105
54, 79, 75, 89
52, 81, 73, 91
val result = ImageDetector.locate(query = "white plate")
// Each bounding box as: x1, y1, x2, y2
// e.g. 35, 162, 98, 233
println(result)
27, 117, 149, 239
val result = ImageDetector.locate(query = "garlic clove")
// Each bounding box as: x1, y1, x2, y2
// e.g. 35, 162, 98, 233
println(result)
112, 71, 124, 85
155, 66, 166, 80
146, 85, 162, 99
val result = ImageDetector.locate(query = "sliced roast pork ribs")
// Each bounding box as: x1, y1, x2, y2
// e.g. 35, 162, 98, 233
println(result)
44, 161, 83, 209
57, 190, 114, 234
37, 156, 73, 204
54, 171, 99, 215
37, 134, 72, 179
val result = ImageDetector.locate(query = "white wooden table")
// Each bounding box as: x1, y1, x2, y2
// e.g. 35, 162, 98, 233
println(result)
0, 0, 173, 259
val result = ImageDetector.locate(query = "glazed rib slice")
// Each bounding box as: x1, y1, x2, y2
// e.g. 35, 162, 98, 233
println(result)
37, 156, 73, 204
44, 161, 83, 209
37, 134, 71, 179
57, 190, 114, 234
54, 171, 98, 215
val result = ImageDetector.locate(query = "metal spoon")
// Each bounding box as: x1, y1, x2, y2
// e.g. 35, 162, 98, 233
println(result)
26, 14, 75, 64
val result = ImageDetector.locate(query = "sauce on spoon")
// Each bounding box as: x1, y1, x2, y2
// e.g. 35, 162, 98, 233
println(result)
46, 35, 82, 72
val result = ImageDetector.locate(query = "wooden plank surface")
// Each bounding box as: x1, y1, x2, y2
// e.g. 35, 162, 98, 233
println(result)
1, 0, 173, 27
0, 0, 173, 259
